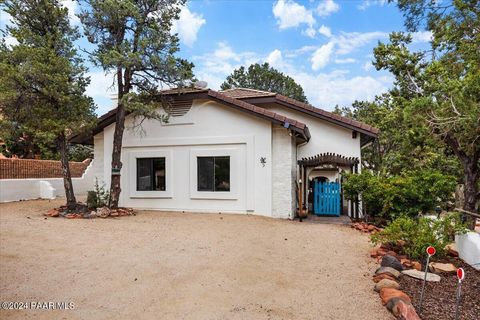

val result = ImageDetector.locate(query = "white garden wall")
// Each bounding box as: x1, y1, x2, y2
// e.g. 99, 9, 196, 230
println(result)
0, 160, 97, 203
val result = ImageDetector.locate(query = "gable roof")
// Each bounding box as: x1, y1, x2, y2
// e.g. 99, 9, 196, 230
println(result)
220, 88, 379, 137
70, 88, 310, 144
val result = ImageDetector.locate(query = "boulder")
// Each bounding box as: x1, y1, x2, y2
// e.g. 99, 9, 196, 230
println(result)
381, 255, 404, 271
374, 279, 400, 292
373, 273, 397, 283
429, 262, 456, 273
379, 287, 411, 305
387, 298, 420, 320
445, 243, 459, 257
375, 266, 401, 278
402, 269, 441, 282
396, 299, 421, 320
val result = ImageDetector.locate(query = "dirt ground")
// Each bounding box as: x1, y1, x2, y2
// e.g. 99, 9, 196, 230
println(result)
0, 199, 391, 320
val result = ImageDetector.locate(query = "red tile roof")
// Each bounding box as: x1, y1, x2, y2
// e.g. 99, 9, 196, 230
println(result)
221, 88, 379, 136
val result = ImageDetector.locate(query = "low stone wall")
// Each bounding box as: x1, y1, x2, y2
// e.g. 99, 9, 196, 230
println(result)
0, 158, 90, 179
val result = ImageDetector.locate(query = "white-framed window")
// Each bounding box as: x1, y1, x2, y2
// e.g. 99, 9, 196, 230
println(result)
190, 148, 239, 200
129, 150, 173, 198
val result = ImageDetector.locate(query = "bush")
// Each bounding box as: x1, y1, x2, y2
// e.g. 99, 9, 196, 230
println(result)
371, 213, 468, 259
342, 169, 456, 220
87, 179, 110, 209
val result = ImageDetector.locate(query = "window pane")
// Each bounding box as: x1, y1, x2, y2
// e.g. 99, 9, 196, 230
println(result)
197, 157, 214, 191
153, 158, 166, 191
214, 157, 230, 191
137, 158, 152, 191
136, 157, 166, 191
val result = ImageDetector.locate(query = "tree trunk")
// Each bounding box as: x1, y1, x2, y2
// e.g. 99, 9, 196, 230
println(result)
58, 133, 76, 210
463, 157, 479, 229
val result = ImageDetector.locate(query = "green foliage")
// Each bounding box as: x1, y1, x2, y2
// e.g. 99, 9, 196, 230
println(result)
220, 63, 308, 103
343, 170, 457, 219
0, 0, 96, 151
87, 179, 110, 209
371, 214, 468, 259
68, 144, 93, 162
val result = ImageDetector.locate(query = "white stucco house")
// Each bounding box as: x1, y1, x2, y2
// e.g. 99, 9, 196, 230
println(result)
72, 87, 378, 219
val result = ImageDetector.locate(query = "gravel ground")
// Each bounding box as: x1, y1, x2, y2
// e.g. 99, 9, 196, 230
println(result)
0, 199, 391, 320
400, 258, 480, 320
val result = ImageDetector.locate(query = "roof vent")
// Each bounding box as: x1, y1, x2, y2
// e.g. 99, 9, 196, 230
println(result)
168, 99, 193, 117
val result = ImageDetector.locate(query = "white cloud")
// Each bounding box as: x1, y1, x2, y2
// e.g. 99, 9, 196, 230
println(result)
357, 0, 388, 11
335, 31, 387, 54
363, 61, 374, 71
292, 71, 392, 109
311, 42, 335, 70
303, 26, 316, 38
0, 10, 12, 25
60, 0, 80, 25
85, 71, 117, 113
316, 0, 340, 17
171, 6, 206, 47
411, 31, 432, 43
272, 0, 315, 29
266, 49, 284, 68
3, 35, 18, 47
318, 25, 332, 37
335, 58, 356, 64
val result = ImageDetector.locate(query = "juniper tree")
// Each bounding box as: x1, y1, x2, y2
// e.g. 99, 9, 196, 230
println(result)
79, 0, 194, 208
374, 0, 480, 221
0, 0, 96, 209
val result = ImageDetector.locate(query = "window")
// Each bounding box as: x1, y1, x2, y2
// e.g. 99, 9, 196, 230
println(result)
197, 156, 230, 192
136, 158, 166, 191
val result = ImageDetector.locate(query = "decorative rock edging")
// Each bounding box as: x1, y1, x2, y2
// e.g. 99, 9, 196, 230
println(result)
44, 206, 135, 219
351, 222, 382, 234
371, 252, 422, 319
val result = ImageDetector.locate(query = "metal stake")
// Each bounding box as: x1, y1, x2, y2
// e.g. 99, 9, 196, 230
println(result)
455, 280, 462, 320
418, 254, 430, 314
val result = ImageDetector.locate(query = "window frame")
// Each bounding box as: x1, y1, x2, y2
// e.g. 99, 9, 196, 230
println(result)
129, 150, 173, 198
197, 156, 231, 192
190, 148, 239, 200
136, 157, 166, 192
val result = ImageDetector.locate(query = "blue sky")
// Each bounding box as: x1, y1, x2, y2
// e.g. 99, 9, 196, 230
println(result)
1, 0, 432, 115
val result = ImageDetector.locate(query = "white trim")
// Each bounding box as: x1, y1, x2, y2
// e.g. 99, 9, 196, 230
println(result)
128, 150, 173, 198
189, 148, 240, 200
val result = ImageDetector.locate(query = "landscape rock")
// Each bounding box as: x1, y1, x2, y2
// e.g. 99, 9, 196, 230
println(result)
373, 273, 397, 283
395, 299, 421, 320
402, 269, 441, 282
379, 287, 411, 305
96, 207, 110, 218
381, 255, 404, 271
375, 266, 401, 278
429, 262, 456, 273
445, 243, 459, 257
45, 209, 59, 217
412, 261, 422, 271
374, 279, 400, 292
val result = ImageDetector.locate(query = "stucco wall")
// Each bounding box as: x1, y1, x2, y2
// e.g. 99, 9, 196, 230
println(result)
0, 160, 96, 202
272, 126, 295, 219
98, 99, 274, 215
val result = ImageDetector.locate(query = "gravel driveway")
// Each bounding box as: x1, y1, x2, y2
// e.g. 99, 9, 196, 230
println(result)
0, 199, 391, 320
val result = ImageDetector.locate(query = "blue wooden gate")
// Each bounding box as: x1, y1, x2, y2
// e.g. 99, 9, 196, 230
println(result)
313, 181, 341, 216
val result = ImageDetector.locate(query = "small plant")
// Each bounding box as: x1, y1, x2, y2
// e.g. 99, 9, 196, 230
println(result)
87, 178, 110, 210
371, 213, 468, 260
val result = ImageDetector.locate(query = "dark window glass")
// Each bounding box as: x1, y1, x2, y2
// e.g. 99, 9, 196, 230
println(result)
136, 158, 166, 191
197, 156, 230, 192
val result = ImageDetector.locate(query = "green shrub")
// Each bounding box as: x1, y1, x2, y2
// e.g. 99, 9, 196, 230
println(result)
87, 178, 110, 209
371, 213, 468, 259
342, 169, 456, 220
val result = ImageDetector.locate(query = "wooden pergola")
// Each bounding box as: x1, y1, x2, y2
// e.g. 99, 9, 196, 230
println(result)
297, 153, 360, 218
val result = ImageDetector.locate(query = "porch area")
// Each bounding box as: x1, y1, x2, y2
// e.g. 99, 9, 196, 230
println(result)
297, 152, 361, 220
